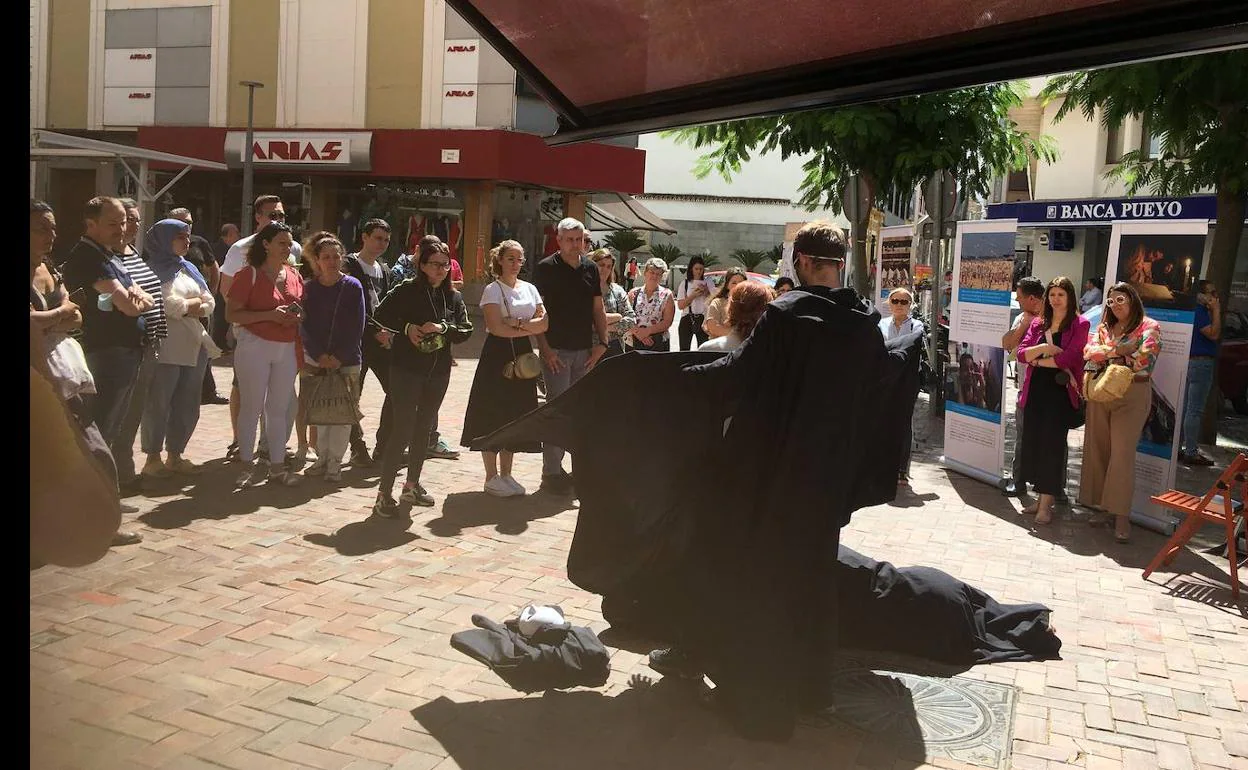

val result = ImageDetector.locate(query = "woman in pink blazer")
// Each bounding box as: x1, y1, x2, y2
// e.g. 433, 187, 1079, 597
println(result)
1014, 276, 1090, 525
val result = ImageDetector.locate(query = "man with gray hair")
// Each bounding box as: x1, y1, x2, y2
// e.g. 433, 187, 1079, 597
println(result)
532, 217, 610, 495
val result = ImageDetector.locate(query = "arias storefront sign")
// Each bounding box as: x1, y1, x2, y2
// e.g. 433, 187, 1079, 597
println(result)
224, 132, 372, 171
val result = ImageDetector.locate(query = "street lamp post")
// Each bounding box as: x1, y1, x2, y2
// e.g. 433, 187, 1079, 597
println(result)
239, 80, 264, 236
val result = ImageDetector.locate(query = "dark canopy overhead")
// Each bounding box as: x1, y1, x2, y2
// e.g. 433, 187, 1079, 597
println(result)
447, 0, 1248, 144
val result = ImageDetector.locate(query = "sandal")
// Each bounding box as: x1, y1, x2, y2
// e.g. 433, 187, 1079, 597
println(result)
1035, 510, 1053, 525
1087, 511, 1111, 528
1114, 529, 1131, 544
1021, 503, 1039, 515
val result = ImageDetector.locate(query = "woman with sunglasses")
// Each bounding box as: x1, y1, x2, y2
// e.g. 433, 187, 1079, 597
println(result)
225, 221, 304, 488
878, 288, 926, 484
372, 241, 473, 516
1080, 282, 1160, 543
1015, 277, 1090, 525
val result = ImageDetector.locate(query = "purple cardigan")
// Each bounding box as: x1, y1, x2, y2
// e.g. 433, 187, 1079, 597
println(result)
1016, 314, 1090, 409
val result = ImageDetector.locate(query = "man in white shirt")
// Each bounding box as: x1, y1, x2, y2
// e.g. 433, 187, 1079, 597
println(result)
218, 195, 303, 462
1079, 278, 1103, 313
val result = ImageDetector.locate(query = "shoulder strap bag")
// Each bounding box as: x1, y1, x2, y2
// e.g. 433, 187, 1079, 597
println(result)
497, 281, 541, 380
302, 282, 363, 425
1046, 329, 1086, 428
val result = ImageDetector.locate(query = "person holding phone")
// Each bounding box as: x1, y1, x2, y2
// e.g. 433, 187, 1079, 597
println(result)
225, 222, 304, 488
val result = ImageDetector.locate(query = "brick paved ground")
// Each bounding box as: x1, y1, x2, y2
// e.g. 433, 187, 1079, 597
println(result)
31, 323, 1248, 770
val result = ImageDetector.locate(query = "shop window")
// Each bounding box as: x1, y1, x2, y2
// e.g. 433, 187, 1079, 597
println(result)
491, 186, 567, 277
340, 182, 466, 264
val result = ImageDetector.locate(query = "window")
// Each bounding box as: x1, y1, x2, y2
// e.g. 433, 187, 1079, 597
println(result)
1105, 122, 1125, 163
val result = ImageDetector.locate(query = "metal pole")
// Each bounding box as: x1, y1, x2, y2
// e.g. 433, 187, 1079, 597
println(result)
239, 81, 264, 236
929, 172, 947, 417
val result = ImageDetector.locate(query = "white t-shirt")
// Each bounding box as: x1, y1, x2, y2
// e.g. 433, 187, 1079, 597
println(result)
699, 332, 743, 352
221, 232, 303, 277
358, 258, 383, 280
481, 279, 543, 324
676, 277, 716, 316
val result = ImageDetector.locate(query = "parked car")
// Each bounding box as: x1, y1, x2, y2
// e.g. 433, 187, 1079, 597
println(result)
1084, 304, 1248, 414
704, 270, 777, 289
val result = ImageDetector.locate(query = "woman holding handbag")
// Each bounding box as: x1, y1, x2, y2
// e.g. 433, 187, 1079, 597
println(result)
462, 240, 548, 498
1080, 282, 1161, 543
372, 241, 474, 516
1015, 276, 1090, 526
300, 235, 365, 483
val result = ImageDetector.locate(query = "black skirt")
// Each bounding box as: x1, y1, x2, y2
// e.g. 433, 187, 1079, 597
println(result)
1019, 365, 1072, 495
460, 333, 542, 452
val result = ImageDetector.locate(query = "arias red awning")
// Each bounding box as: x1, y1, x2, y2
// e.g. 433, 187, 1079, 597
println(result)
447, 0, 1248, 144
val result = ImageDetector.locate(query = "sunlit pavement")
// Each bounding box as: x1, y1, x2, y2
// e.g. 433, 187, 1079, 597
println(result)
31, 319, 1247, 770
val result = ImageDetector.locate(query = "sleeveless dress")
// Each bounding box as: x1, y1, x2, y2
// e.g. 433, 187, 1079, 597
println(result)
1018, 328, 1073, 495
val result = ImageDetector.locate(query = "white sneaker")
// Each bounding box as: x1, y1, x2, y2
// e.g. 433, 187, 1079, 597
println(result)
305, 458, 328, 476
485, 476, 516, 498
502, 476, 527, 496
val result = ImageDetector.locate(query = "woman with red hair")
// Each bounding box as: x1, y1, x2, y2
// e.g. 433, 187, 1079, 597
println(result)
699, 280, 774, 352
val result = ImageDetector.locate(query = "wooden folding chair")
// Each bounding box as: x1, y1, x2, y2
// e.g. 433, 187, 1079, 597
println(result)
1144, 453, 1247, 598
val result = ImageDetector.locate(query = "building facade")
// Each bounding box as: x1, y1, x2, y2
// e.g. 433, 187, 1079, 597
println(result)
987, 80, 1248, 306
30, 0, 645, 278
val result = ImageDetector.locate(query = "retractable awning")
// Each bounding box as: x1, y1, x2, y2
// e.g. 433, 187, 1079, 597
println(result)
587, 194, 677, 234
31, 130, 228, 224
446, 0, 1248, 144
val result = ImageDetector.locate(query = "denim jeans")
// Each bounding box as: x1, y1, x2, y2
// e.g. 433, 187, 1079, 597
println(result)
541, 348, 591, 478
1182, 356, 1217, 455
142, 349, 210, 455
84, 346, 143, 450
114, 346, 159, 481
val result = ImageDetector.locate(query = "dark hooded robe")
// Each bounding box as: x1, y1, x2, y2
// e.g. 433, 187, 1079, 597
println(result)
478, 286, 918, 739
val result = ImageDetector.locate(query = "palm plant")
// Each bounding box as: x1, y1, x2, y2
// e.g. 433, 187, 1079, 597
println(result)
649, 243, 683, 264
603, 229, 646, 283
698, 250, 722, 269
730, 248, 769, 272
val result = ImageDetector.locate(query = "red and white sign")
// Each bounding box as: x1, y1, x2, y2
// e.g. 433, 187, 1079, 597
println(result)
442, 38, 480, 85
223, 132, 373, 170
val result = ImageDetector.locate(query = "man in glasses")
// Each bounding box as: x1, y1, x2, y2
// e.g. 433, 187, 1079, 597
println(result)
1001, 276, 1067, 499
218, 195, 303, 462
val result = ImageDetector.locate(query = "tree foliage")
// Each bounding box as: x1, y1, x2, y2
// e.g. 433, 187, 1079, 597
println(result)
649, 242, 684, 264
730, 248, 769, 272
1040, 51, 1248, 199
602, 229, 645, 255
669, 82, 1054, 213
669, 83, 1054, 291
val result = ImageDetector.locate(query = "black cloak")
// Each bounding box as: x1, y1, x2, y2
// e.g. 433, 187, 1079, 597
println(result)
477, 286, 924, 740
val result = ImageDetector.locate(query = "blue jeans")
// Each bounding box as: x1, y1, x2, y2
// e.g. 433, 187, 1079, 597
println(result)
1182, 356, 1216, 455
84, 346, 143, 447
542, 348, 591, 478
142, 349, 210, 455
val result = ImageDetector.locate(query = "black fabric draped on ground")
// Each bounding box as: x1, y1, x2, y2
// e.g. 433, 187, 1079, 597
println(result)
471, 288, 1058, 740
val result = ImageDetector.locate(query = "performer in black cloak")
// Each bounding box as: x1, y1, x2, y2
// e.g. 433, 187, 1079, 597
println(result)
478, 222, 913, 740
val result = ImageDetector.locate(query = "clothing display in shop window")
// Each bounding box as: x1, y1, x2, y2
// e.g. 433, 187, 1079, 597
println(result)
338, 209, 356, 248
406, 214, 426, 255
543, 224, 559, 257
447, 217, 461, 263
432, 215, 450, 244
516, 217, 539, 258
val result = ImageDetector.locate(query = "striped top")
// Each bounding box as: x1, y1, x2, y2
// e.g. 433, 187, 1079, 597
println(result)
121, 252, 168, 345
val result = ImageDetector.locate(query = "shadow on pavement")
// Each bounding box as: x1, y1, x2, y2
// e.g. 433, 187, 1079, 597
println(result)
887, 489, 940, 509
426, 491, 577, 536
944, 468, 1243, 603
303, 516, 425, 556
410, 675, 926, 770
138, 459, 328, 529
1152, 575, 1247, 617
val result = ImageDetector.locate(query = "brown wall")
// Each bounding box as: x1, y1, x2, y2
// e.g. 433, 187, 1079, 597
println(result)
366, 0, 425, 128
46, 0, 90, 129
226, 0, 280, 128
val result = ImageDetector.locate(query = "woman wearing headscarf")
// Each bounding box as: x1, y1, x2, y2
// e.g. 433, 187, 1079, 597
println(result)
140, 218, 220, 477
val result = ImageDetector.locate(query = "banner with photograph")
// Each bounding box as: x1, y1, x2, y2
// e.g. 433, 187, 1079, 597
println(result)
875, 225, 914, 307
950, 220, 1018, 347
942, 221, 1016, 485
1102, 220, 1208, 533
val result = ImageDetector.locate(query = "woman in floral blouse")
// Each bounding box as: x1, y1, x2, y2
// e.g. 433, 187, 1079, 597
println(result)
589, 249, 635, 357
626, 257, 675, 351
1080, 281, 1161, 543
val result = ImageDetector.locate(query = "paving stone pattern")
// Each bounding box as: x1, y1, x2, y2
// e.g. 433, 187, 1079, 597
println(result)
31, 330, 1248, 770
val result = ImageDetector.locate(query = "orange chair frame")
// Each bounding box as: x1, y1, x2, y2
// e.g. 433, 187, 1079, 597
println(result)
1144, 453, 1246, 598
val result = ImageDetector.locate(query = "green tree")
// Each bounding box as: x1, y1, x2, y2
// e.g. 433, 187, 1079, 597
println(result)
669, 83, 1055, 293
603, 229, 645, 283
1042, 51, 1248, 441
730, 248, 769, 272
1041, 51, 1248, 323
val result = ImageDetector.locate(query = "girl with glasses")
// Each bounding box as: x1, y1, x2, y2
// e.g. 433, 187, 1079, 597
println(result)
372, 241, 474, 516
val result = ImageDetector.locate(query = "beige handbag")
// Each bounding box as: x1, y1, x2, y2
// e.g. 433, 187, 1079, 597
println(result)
1084, 363, 1134, 403
497, 281, 541, 380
